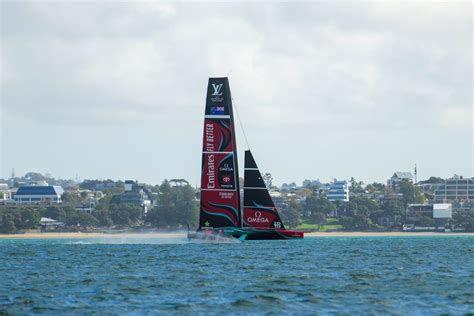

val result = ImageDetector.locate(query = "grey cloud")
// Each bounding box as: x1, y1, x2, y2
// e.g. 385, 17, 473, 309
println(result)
1, 1, 472, 184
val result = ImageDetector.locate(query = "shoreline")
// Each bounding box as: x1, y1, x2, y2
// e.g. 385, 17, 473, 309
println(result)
0, 231, 473, 239
304, 231, 474, 237
0, 232, 187, 239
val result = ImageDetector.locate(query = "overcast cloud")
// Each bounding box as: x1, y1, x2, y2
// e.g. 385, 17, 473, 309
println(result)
1, 1, 472, 186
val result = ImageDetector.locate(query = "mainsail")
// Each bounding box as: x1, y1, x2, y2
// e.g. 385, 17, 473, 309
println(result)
199, 78, 241, 229
242, 150, 285, 230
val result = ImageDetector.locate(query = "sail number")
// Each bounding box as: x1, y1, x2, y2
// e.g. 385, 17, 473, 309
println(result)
274, 222, 281, 229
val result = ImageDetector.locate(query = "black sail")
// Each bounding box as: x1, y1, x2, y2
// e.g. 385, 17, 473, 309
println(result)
242, 150, 285, 230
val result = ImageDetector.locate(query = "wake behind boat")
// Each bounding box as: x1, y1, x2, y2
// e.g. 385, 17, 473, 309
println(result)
189, 77, 303, 241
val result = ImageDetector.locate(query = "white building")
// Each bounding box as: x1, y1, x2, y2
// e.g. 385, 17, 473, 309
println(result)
434, 176, 474, 214
40, 217, 65, 230
0, 183, 12, 200
13, 185, 64, 205
327, 180, 349, 202
433, 203, 452, 219
434, 176, 474, 203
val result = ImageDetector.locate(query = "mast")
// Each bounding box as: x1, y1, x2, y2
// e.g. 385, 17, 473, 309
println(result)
242, 150, 285, 230
199, 78, 241, 229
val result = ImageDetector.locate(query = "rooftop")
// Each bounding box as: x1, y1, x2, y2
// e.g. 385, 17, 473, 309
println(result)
15, 186, 64, 196
392, 172, 414, 180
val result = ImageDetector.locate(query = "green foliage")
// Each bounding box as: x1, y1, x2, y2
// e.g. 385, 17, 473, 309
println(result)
61, 191, 81, 205
310, 212, 326, 229
16, 208, 41, 229
73, 212, 99, 228
109, 194, 122, 205
262, 173, 273, 190
279, 200, 301, 229
296, 218, 343, 232
42, 207, 66, 222
109, 204, 142, 226
340, 214, 373, 230
350, 177, 365, 194
399, 179, 425, 206
339, 196, 379, 217
95, 194, 113, 211
366, 182, 385, 193
103, 184, 125, 196
92, 209, 113, 227
0, 211, 16, 233
305, 195, 335, 215
419, 177, 445, 184
416, 216, 435, 227
0, 207, 41, 233
452, 210, 474, 229
145, 180, 198, 229
382, 200, 406, 217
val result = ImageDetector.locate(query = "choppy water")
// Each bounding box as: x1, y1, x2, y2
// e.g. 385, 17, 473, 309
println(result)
1, 236, 473, 314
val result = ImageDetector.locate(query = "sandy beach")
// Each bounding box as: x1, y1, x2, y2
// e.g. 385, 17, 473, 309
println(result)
1, 231, 473, 239
304, 231, 474, 237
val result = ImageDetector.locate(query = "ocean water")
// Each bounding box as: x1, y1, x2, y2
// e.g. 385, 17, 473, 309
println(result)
0, 236, 473, 315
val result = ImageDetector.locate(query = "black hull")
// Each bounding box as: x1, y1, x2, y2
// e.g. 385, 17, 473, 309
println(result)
234, 229, 304, 240
189, 228, 304, 241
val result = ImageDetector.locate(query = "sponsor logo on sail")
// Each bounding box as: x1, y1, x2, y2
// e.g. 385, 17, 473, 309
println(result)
218, 191, 234, 199
247, 210, 270, 224
222, 176, 231, 183
210, 106, 225, 115
210, 83, 224, 102
207, 154, 215, 189
205, 122, 214, 152
212, 84, 223, 96
219, 162, 233, 172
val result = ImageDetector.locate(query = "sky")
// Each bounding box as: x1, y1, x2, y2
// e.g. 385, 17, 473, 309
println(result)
1, 1, 472, 187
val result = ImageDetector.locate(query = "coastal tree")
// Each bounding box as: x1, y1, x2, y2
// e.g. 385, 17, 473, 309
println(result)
340, 214, 372, 230
452, 210, 474, 230
42, 206, 66, 222
279, 200, 301, 228
399, 179, 425, 206
349, 177, 365, 194
418, 177, 445, 184
304, 195, 335, 217
62, 207, 99, 228
262, 173, 273, 190
366, 182, 385, 194
148, 180, 175, 228
0, 207, 41, 233
172, 184, 199, 228
416, 216, 435, 227
0, 211, 16, 233
310, 212, 326, 230
15, 208, 41, 229
342, 196, 379, 217
61, 191, 82, 206
92, 209, 113, 227
145, 180, 199, 229
109, 204, 142, 226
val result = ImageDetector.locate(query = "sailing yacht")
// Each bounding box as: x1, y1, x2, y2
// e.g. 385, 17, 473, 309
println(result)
189, 77, 303, 240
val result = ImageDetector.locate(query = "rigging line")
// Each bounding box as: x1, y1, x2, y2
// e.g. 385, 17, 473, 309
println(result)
232, 96, 251, 150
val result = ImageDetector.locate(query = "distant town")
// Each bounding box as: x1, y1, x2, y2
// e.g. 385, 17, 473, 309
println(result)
0, 169, 473, 233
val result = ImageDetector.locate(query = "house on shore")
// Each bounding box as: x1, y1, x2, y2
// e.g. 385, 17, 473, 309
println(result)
12, 185, 64, 205
388, 172, 413, 190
